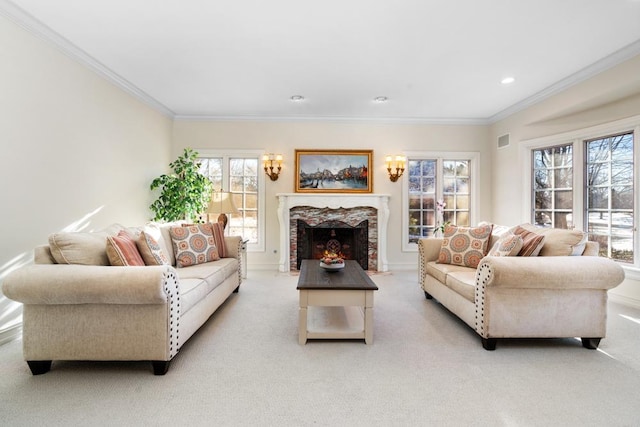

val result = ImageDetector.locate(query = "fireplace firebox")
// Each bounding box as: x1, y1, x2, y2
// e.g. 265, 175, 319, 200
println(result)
296, 220, 368, 270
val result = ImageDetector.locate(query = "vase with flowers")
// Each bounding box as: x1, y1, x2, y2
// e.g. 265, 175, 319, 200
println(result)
434, 199, 451, 238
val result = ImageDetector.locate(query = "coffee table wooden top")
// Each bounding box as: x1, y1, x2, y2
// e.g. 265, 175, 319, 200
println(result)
297, 260, 378, 291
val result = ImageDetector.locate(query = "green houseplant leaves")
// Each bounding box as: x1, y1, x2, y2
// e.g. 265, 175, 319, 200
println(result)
150, 148, 212, 222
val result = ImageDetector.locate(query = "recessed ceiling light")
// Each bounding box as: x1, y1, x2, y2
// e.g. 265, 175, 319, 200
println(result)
373, 96, 388, 103
290, 95, 305, 102
501, 77, 515, 85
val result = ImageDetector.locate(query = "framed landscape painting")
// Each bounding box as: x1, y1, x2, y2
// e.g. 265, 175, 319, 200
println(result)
295, 149, 373, 193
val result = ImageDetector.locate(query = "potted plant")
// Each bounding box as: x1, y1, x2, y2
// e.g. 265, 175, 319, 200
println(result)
150, 148, 212, 222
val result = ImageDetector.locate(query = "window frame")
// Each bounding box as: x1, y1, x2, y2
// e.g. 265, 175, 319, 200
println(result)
197, 149, 266, 252
530, 142, 575, 229
522, 115, 640, 272
402, 151, 481, 252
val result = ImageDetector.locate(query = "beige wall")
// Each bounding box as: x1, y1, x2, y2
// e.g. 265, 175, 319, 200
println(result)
0, 16, 173, 336
172, 120, 491, 270
489, 55, 640, 306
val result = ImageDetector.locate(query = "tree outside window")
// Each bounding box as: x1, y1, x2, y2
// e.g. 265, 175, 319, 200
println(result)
585, 132, 634, 262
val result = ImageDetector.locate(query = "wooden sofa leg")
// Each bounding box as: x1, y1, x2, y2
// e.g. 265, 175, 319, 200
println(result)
581, 338, 601, 350
233, 285, 240, 293
151, 361, 171, 375
27, 360, 52, 375
424, 291, 433, 300
482, 338, 497, 351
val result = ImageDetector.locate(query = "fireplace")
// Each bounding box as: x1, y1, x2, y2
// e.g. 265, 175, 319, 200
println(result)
296, 219, 368, 270
276, 193, 390, 272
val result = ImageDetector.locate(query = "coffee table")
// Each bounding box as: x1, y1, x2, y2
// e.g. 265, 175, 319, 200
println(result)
297, 259, 378, 344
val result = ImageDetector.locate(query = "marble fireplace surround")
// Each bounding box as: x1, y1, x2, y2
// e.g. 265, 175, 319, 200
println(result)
276, 193, 390, 272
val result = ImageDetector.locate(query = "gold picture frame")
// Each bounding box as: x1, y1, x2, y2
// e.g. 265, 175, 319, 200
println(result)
295, 149, 373, 193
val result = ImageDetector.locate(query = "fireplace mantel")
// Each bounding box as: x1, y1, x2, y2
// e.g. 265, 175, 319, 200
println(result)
276, 193, 390, 272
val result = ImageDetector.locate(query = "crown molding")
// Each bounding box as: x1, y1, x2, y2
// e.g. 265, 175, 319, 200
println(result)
0, 0, 174, 118
488, 39, 640, 124
173, 114, 490, 126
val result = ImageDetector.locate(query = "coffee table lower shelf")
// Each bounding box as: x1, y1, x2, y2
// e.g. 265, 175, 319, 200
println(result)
298, 289, 375, 344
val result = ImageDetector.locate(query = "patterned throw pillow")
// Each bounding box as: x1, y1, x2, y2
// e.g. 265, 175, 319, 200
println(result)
106, 231, 145, 266
210, 221, 227, 258
170, 223, 220, 268
488, 232, 524, 257
438, 224, 493, 268
136, 231, 169, 265
512, 226, 546, 257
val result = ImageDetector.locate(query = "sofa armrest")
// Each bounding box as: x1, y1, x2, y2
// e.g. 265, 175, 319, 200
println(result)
224, 235, 242, 259
476, 256, 625, 291
2, 264, 176, 305
418, 238, 442, 285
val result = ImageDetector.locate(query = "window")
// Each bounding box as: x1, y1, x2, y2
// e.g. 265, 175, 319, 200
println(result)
229, 158, 259, 242
197, 150, 265, 251
525, 117, 638, 266
403, 152, 479, 250
532, 143, 573, 228
585, 133, 634, 262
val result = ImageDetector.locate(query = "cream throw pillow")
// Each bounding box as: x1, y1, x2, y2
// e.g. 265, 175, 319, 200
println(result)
49, 224, 124, 265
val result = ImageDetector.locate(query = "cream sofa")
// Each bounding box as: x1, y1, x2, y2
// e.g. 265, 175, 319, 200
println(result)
2, 223, 243, 375
418, 224, 625, 350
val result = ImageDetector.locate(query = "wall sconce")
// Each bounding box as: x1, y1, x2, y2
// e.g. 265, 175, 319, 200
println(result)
386, 155, 406, 182
263, 153, 282, 181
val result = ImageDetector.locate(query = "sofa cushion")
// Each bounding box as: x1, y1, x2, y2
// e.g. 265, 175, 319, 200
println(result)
426, 261, 473, 284
137, 231, 169, 266
445, 270, 477, 303
177, 258, 239, 314
488, 232, 523, 257
170, 223, 221, 268
438, 224, 493, 268
512, 226, 545, 257
106, 231, 146, 266
519, 224, 588, 256
48, 224, 124, 265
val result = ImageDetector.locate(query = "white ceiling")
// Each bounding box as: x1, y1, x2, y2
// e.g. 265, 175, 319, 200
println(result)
4, 0, 640, 122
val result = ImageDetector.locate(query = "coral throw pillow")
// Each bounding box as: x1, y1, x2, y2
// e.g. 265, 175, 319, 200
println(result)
136, 231, 169, 266
170, 223, 220, 267
106, 231, 145, 266
438, 224, 493, 268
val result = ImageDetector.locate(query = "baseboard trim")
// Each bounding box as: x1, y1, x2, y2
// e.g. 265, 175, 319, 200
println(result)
0, 323, 22, 346
609, 293, 640, 310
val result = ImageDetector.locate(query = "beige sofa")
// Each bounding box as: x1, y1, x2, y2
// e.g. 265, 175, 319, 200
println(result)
418, 224, 625, 350
2, 223, 243, 375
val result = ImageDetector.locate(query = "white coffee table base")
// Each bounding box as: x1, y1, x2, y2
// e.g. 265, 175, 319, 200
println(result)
298, 289, 375, 344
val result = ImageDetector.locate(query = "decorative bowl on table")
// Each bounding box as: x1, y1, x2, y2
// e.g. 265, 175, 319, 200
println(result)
319, 255, 345, 271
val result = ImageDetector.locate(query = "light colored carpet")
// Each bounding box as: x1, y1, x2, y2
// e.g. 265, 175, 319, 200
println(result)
1, 270, 639, 426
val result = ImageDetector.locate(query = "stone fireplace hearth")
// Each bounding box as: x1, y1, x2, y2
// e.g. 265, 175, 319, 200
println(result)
276, 193, 390, 272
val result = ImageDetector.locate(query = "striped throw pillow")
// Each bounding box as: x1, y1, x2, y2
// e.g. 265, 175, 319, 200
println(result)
512, 226, 546, 257
210, 221, 227, 258
106, 231, 145, 266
